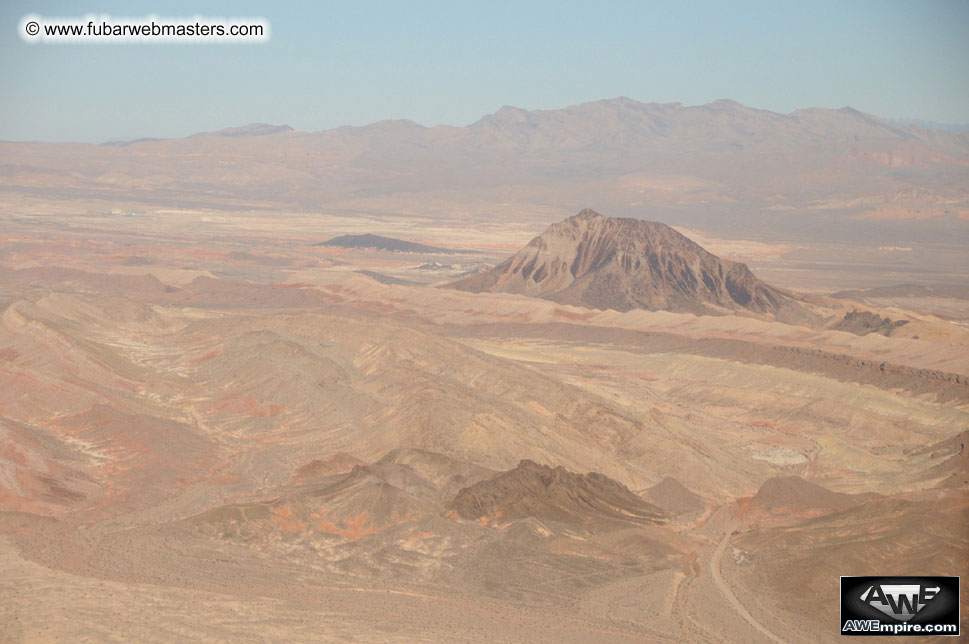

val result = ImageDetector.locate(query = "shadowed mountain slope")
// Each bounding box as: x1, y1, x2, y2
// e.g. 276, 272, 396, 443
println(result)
752, 476, 858, 512
642, 477, 706, 515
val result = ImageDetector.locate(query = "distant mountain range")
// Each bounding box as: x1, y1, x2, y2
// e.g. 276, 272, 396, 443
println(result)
2, 97, 967, 242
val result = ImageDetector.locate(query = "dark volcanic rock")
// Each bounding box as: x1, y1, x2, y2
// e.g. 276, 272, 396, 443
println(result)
447, 209, 801, 316
831, 309, 908, 336
316, 233, 455, 254
449, 459, 667, 528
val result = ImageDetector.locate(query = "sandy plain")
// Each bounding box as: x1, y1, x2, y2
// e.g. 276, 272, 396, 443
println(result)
0, 193, 967, 644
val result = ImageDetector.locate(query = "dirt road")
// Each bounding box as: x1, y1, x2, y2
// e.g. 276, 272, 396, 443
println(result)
710, 520, 787, 644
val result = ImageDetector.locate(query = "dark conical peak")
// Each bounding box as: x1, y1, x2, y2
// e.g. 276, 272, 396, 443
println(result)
448, 208, 801, 317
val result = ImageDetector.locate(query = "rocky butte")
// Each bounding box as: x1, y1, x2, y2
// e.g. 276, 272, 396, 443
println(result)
449, 209, 804, 318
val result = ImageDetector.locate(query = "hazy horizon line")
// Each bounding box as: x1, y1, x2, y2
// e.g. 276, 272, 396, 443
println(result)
4, 96, 968, 146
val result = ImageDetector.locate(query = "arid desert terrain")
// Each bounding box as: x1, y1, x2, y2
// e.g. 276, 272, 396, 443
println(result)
1, 99, 968, 642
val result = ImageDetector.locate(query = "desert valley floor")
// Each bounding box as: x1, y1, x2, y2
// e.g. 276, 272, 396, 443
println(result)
1, 201, 967, 643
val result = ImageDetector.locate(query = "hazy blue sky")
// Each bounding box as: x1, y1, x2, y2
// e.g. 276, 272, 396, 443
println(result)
2, 0, 968, 142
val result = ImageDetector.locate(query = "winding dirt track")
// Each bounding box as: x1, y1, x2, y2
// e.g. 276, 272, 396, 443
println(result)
710, 520, 787, 644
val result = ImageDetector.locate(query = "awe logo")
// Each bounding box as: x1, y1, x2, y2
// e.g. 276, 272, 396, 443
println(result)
841, 576, 960, 637
859, 583, 940, 621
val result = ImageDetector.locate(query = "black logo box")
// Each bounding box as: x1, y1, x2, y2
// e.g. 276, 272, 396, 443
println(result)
841, 576, 960, 637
